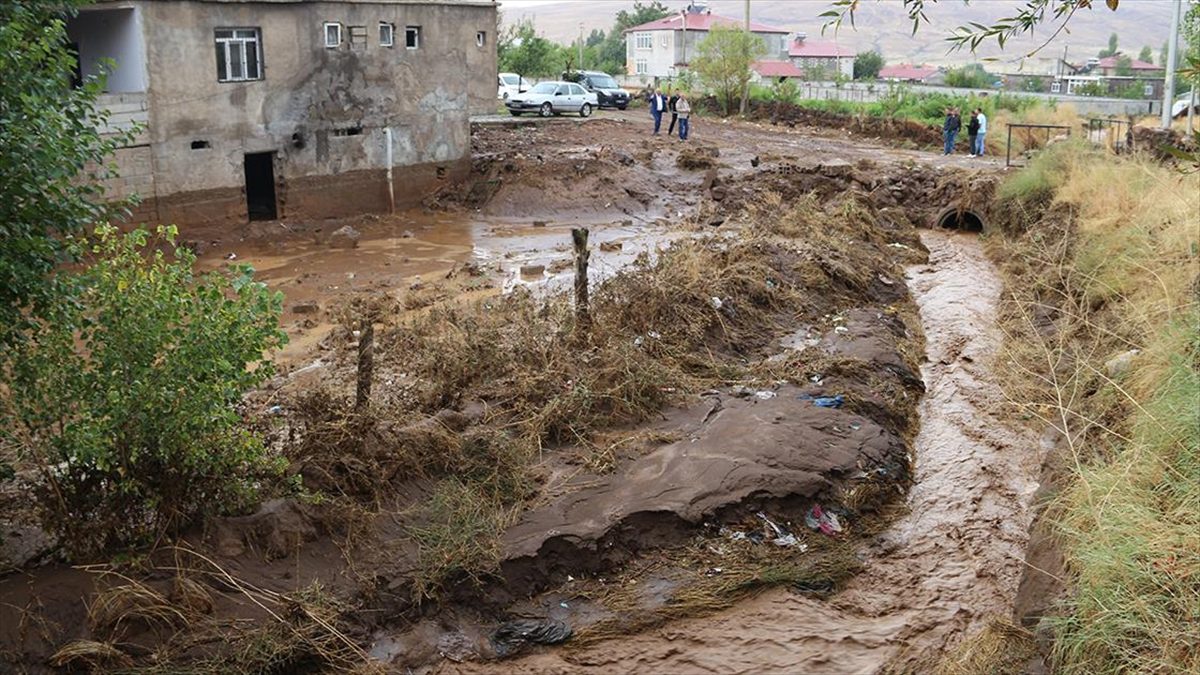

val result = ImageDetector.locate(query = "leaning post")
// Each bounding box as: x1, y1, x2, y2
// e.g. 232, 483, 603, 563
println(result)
355, 315, 375, 411
572, 227, 591, 337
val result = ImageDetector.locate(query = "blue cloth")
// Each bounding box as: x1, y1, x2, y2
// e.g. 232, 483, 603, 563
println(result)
812, 395, 844, 408
943, 130, 958, 155
679, 117, 690, 140
652, 108, 663, 134
974, 132, 986, 156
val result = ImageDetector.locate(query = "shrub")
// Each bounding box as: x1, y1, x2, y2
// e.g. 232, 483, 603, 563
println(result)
0, 225, 287, 556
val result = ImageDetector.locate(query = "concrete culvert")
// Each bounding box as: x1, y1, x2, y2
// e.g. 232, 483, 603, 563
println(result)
935, 207, 984, 232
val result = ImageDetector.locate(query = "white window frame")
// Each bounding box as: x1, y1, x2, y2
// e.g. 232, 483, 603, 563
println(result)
215, 28, 262, 82
1050, 81, 1061, 93
635, 58, 648, 74
405, 25, 420, 50
379, 22, 395, 47
635, 32, 652, 50
476, 31, 486, 48
1143, 82, 1153, 96
323, 22, 341, 48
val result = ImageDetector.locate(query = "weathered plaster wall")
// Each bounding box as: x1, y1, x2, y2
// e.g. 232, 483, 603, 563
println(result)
132, 0, 495, 224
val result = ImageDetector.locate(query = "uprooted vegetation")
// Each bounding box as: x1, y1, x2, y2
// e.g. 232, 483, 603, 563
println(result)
1, 153, 948, 672
979, 140, 1200, 673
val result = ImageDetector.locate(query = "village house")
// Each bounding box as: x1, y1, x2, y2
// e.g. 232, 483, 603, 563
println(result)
625, 1, 789, 79
785, 34, 852, 80
877, 64, 940, 84
70, 0, 497, 227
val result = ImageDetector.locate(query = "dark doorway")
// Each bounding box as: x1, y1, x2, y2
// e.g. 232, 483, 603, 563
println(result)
244, 152, 277, 221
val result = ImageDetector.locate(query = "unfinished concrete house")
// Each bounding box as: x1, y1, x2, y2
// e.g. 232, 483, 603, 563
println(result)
68, 0, 498, 226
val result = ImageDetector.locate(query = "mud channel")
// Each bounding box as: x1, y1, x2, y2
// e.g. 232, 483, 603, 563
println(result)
1, 115, 1043, 674
452, 229, 1043, 674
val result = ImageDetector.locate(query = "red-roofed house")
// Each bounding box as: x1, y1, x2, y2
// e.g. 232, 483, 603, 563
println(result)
1095, 55, 1164, 77
750, 59, 806, 83
878, 64, 940, 83
625, 1, 790, 78
787, 34, 853, 79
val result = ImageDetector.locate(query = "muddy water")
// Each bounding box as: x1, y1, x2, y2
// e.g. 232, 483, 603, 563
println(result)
459, 229, 1043, 674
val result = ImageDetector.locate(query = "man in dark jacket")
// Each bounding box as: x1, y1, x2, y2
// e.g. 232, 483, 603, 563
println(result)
943, 107, 961, 155
649, 88, 667, 135
967, 110, 981, 157
667, 90, 681, 136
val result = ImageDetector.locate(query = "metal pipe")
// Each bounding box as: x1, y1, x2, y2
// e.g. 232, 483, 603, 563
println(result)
383, 127, 394, 214
1161, 0, 1182, 129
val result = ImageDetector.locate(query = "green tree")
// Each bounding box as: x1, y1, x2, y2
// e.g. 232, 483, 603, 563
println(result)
586, 28, 605, 48
944, 63, 993, 88
1115, 54, 1133, 77
1138, 45, 1153, 63
1, 225, 287, 557
692, 25, 766, 115
0, 0, 136, 345
1099, 32, 1119, 58
853, 50, 884, 79
499, 18, 568, 77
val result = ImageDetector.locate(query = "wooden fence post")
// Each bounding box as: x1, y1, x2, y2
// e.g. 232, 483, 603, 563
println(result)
355, 318, 374, 411
572, 227, 591, 336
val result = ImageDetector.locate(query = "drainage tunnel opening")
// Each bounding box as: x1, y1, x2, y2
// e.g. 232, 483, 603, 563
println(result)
936, 208, 984, 232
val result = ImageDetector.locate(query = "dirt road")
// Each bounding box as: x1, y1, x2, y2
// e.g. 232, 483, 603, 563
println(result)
447, 230, 1042, 674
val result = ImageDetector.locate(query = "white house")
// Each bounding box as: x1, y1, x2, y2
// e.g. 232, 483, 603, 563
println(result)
624, 1, 789, 79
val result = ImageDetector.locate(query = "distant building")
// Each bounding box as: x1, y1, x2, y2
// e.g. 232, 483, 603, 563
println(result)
1095, 55, 1163, 77
750, 59, 805, 83
786, 34, 852, 79
69, 0, 497, 227
877, 64, 939, 83
624, 1, 789, 79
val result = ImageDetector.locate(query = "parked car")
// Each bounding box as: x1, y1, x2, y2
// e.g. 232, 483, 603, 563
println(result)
563, 70, 630, 110
505, 81, 598, 118
497, 72, 533, 100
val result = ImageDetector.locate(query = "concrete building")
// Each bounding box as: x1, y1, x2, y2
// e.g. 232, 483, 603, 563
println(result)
625, 1, 788, 79
785, 35, 853, 80
69, 0, 497, 227
1095, 54, 1163, 77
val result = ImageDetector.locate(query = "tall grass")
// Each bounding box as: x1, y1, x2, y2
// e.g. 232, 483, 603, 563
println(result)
989, 141, 1200, 673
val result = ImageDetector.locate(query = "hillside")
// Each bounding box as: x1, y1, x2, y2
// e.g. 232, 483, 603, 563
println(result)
500, 0, 1177, 70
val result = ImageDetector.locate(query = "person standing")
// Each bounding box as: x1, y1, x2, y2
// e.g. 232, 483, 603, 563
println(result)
667, 89, 681, 136
967, 110, 981, 157
676, 93, 692, 140
942, 107, 961, 155
974, 108, 988, 156
649, 88, 667, 135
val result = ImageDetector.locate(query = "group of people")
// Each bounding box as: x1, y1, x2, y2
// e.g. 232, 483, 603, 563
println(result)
647, 88, 692, 140
942, 107, 988, 157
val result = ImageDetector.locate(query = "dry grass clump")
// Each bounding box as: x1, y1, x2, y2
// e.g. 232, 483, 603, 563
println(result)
49, 639, 134, 670
933, 618, 1038, 675
987, 141, 1200, 674
89, 578, 190, 641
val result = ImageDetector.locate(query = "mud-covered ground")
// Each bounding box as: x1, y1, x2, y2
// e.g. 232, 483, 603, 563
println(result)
0, 114, 1038, 675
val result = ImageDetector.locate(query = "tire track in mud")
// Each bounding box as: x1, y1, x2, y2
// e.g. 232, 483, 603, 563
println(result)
447, 229, 1043, 674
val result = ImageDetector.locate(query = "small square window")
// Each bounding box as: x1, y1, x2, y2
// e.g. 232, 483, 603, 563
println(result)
324, 22, 341, 48
380, 22, 395, 47
1143, 82, 1154, 96
215, 27, 263, 82
349, 25, 366, 51
405, 25, 420, 49
476, 31, 486, 48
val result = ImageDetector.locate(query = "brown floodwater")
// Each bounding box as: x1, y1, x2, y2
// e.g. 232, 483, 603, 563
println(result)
444, 229, 1045, 674
193, 210, 681, 365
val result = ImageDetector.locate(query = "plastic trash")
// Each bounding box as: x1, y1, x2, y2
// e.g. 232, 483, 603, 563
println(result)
710, 296, 724, 310
754, 390, 777, 400
813, 395, 844, 408
490, 619, 573, 658
805, 504, 844, 536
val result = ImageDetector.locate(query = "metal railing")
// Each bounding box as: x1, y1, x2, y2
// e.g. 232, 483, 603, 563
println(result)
1005, 123, 1073, 167
1085, 117, 1132, 153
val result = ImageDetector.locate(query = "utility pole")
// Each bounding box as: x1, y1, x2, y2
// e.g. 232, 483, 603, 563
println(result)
1161, 0, 1182, 129
739, 0, 750, 115
578, 22, 584, 71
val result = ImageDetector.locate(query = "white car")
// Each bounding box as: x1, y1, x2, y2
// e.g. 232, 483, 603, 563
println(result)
498, 73, 533, 101
505, 81, 598, 118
